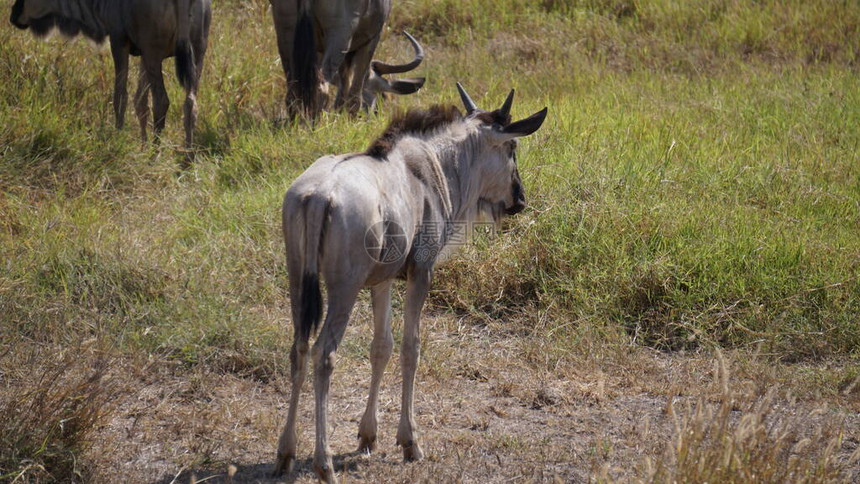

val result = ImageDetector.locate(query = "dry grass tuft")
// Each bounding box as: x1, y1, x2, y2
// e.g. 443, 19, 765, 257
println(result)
0, 344, 121, 482
639, 350, 854, 483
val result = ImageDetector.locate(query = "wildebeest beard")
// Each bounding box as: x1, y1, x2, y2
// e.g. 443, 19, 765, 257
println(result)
26, 14, 107, 42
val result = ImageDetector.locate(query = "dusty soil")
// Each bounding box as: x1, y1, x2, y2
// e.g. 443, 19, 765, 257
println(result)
86, 312, 860, 483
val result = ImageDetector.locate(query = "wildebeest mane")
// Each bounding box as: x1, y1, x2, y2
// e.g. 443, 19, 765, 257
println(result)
367, 104, 462, 158
475, 109, 512, 127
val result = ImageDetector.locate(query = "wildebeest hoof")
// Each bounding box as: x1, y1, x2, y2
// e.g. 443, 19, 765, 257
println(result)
357, 433, 377, 453
272, 453, 295, 477
313, 462, 337, 484
401, 441, 424, 462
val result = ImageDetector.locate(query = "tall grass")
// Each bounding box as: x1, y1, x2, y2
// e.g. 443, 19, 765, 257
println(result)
638, 351, 857, 483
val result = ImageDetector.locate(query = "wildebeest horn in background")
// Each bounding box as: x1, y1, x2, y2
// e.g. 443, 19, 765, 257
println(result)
363, 31, 427, 113
371, 31, 425, 75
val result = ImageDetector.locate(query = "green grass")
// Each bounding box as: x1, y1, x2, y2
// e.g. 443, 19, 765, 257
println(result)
1, 0, 859, 480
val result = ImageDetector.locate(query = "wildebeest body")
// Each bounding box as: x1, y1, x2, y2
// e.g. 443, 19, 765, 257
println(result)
272, 0, 425, 116
10, 0, 211, 159
275, 86, 547, 483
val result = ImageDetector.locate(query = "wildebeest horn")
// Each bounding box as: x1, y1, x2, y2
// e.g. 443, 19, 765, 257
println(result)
499, 89, 515, 119
457, 82, 478, 114
371, 32, 425, 75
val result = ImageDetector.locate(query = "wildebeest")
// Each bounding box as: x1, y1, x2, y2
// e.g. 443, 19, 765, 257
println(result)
276, 83, 547, 482
10, 0, 211, 158
271, 0, 425, 116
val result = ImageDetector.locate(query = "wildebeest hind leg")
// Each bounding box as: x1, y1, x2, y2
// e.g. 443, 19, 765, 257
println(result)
183, 15, 210, 163
274, 264, 309, 477
358, 280, 394, 452
142, 55, 168, 142
313, 281, 362, 484
182, 88, 197, 163
109, 38, 130, 130
134, 62, 150, 143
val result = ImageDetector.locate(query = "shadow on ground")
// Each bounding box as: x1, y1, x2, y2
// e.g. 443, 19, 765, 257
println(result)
150, 451, 367, 484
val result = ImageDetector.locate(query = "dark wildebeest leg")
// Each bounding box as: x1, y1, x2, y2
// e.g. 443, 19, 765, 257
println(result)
181, 73, 197, 159
332, 53, 352, 111
313, 281, 362, 484
141, 54, 168, 142
271, 0, 299, 116
109, 37, 130, 130
182, 3, 211, 163
134, 61, 150, 143
344, 37, 380, 115
357, 280, 394, 452
319, 19, 352, 111
396, 266, 430, 461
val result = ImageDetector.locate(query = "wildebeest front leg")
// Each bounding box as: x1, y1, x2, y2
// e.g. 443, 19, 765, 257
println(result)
313, 282, 362, 484
141, 54, 169, 141
134, 62, 150, 143
109, 38, 129, 130
358, 280, 394, 452
396, 267, 431, 461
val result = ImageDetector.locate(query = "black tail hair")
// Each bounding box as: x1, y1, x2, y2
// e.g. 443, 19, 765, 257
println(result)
292, 9, 318, 114
299, 272, 322, 341
175, 40, 196, 91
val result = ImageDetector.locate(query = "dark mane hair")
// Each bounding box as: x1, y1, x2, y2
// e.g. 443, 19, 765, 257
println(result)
475, 109, 512, 127
367, 104, 463, 158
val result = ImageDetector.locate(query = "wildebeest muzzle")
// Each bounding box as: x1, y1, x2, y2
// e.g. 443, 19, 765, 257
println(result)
10, 0, 27, 29
505, 178, 526, 215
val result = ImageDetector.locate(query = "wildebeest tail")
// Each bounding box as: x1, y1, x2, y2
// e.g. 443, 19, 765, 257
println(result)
174, 0, 196, 91
292, 0, 318, 114
298, 272, 322, 341
297, 196, 327, 340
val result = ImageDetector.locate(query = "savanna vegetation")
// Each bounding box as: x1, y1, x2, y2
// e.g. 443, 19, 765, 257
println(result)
1, 0, 858, 482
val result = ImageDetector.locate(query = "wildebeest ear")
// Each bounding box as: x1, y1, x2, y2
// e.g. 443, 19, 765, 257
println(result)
389, 78, 425, 95
502, 107, 548, 138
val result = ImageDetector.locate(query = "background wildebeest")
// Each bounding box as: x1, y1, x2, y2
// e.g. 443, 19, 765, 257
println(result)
10, 0, 211, 159
276, 84, 547, 483
271, 0, 425, 116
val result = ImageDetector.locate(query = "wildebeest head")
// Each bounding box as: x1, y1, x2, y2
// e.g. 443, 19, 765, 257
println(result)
457, 83, 547, 219
363, 32, 426, 113
10, 0, 106, 41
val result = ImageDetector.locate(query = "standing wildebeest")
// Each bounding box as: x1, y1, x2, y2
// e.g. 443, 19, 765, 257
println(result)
10, 0, 211, 157
276, 83, 547, 482
271, 0, 425, 116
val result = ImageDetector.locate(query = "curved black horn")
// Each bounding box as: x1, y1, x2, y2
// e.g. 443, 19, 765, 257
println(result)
499, 89, 515, 119
457, 82, 478, 114
371, 32, 425, 75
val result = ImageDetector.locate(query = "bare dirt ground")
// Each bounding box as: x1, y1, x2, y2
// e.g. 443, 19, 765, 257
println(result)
86, 311, 860, 483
